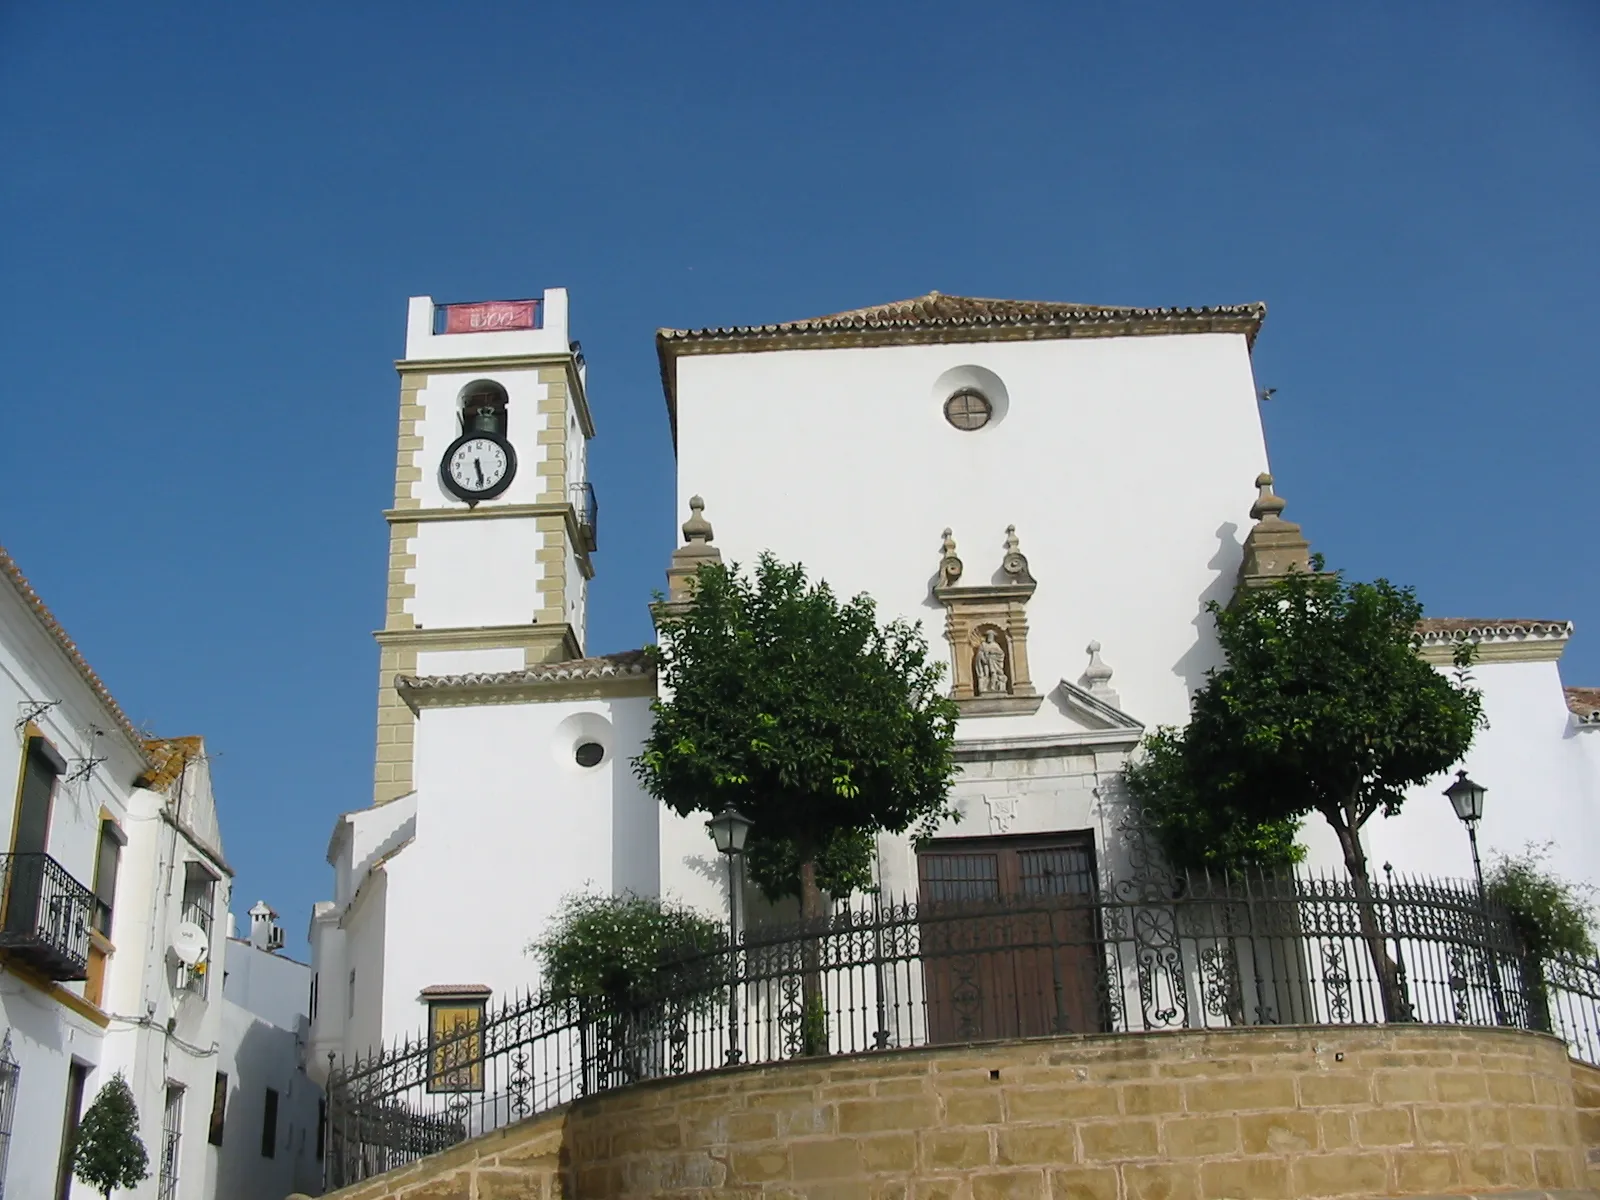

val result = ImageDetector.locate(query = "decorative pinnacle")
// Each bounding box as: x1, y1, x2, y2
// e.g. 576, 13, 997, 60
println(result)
1084, 641, 1112, 684
1004, 524, 1020, 555
683, 495, 714, 544
1082, 641, 1119, 705
1249, 472, 1287, 522
941, 528, 957, 557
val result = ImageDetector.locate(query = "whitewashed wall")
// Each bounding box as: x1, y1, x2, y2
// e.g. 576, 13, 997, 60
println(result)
673, 333, 1270, 744
1356, 658, 1600, 893
377, 693, 656, 1042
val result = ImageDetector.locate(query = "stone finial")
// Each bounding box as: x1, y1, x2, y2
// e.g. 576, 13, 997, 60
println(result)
658, 495, 724, 616
682, 495, 713, 545
1249, 473, 1288, 522
1082, 641, 1119, 706
937, 528, 963, 589
1238, 471, 1312, 588
1000, 525, 1035, 586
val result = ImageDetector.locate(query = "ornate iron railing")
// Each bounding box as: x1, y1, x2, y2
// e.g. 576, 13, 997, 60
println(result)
324, 867, 1598, 1188
0, 853, 94, 980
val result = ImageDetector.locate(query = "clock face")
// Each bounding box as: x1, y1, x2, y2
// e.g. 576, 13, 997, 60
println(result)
442, 434, 516, 502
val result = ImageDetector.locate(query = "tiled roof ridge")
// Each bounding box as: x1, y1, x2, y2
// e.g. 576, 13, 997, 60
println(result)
0, 544, 153, 765
396, 647, 653, 692
1414, 618, 1573, 640
1565, 687, 1600, 725
657, 290, 1267, 343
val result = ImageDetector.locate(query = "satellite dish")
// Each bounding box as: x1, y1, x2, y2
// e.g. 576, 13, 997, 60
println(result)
172, 922, 209, 967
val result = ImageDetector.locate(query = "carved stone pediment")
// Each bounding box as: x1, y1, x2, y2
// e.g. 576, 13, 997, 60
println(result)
931, 526, 1042, 717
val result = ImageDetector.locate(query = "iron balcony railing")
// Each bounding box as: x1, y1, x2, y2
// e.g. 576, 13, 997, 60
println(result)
569, 481, 598, 553
0, 853, 94, 981
324, 866, 1600, 1188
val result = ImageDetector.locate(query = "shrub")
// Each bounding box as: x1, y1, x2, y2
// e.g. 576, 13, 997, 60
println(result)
531, 892, 726, 1008
1486, 844, 1596, 961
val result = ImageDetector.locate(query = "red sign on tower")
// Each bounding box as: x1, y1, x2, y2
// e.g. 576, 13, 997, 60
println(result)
440, 300, 539, 334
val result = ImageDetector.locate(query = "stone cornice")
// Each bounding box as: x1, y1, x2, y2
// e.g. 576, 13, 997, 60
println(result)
373, 623, 583, 661
1414, 619, 1573, 664
395, 351, 594, 439
383, 502, 595, 578
1565, 687, 1600, 728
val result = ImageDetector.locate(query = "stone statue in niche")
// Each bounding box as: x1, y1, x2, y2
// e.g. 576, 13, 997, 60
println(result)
974, 629, 1010, 696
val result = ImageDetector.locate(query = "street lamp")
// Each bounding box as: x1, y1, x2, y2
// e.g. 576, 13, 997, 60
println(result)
1443, 770, 1488, 894
706, 805, 752, 1065
1443, 770, 1506, 1024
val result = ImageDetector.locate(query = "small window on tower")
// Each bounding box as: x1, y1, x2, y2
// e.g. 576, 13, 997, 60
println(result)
459, 380, 510, 437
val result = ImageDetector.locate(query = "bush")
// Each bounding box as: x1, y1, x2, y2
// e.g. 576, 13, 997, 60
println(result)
531, 892, 726, 1008
1485, 845, 1596, 960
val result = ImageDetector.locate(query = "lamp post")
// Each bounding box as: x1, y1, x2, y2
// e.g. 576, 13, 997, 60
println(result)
1443, 770, 1488, 898
1443, 770, 1505, 1025
707, 805, 753, 1065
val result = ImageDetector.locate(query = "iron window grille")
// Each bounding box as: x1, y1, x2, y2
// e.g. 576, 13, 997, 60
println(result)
156, 1084, 184, 1200
0, 1033, 18, 1199
943, 388, 992, 430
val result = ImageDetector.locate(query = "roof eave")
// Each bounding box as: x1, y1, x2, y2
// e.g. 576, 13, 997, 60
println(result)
655, 304, 1266, 450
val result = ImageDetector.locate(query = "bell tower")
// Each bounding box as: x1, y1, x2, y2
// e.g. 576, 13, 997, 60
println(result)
370, 289, 598, 805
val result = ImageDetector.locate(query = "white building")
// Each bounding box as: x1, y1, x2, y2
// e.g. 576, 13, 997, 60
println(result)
0, 549, 232, 1199
215, 902, 321, 1200
310, 289, 1600, 1066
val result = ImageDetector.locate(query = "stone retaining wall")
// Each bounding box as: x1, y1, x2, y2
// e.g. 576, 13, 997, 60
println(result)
322, 1025, 1596, 1200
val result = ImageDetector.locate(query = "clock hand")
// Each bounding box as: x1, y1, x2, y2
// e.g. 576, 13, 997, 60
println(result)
474, 458, 484, 486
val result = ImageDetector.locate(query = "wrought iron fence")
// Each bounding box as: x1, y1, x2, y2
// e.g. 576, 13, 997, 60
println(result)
324, 867, 1600, 1188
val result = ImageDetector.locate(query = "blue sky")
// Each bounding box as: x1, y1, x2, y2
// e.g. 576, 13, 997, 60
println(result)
2, 4, 1595, 947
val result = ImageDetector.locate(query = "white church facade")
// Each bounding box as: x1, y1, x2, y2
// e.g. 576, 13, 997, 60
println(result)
308, 287, 1600, 1069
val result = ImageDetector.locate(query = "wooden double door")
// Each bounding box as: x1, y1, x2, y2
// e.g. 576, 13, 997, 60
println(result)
916, 832, 1105, 1043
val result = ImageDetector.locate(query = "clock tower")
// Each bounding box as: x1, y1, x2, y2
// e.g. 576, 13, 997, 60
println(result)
371, 289, 597, 805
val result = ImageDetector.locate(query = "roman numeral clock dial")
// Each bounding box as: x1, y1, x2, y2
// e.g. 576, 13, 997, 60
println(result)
441, 432, 517, 504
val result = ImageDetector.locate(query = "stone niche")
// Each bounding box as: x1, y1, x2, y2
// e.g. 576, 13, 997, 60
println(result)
932, 526, 1042, 716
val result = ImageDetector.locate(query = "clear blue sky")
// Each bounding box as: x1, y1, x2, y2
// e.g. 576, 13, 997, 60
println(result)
2, 5, 1595, 947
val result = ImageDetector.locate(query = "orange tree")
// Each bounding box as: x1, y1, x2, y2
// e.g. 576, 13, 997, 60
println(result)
1124, 558, 1482, 1019
635, 553, 958, 1050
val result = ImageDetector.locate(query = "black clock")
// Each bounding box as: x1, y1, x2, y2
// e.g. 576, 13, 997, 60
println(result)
441, 431, 517, 504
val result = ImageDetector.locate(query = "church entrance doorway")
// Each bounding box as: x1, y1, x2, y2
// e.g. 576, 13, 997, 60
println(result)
916, 832, 1105, 1043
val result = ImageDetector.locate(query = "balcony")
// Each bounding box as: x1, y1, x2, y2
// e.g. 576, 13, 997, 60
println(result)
0, 853, 93, 980
569, 481, 598, 553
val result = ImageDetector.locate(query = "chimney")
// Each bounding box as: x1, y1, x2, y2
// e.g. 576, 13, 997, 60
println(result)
248, 900, 284, 953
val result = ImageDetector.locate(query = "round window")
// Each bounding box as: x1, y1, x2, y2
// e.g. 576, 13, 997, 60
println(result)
574, 742, 605, 768
944, 389, 993, 431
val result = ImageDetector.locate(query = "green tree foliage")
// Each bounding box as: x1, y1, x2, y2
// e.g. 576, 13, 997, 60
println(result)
744, 827, 878, 906
1486, 845, 1596, 961
636, 554, 959, 921
530, 892, 726, 1008
1122, 559, 1483, 1016
1122, 725, 1304, 873
72, 1072, 149, 1199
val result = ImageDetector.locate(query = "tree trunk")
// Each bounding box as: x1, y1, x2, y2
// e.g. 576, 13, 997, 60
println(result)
798, 858, 827, 1056
1327, 804, 1410, 1023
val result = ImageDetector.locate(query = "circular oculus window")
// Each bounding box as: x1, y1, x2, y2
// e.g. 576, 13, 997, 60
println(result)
574, 742, 606, 768
944, 388, 993, 431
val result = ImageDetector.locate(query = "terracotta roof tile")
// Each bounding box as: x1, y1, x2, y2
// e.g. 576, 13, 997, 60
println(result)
139, 735, 204, 792
655, 290, 1267, 441
395, 648, 654, 706
1414, 618, 1570, 636
0, 544, 152, 766
1566, 687, 1600, 725
419, 983, 492, 998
